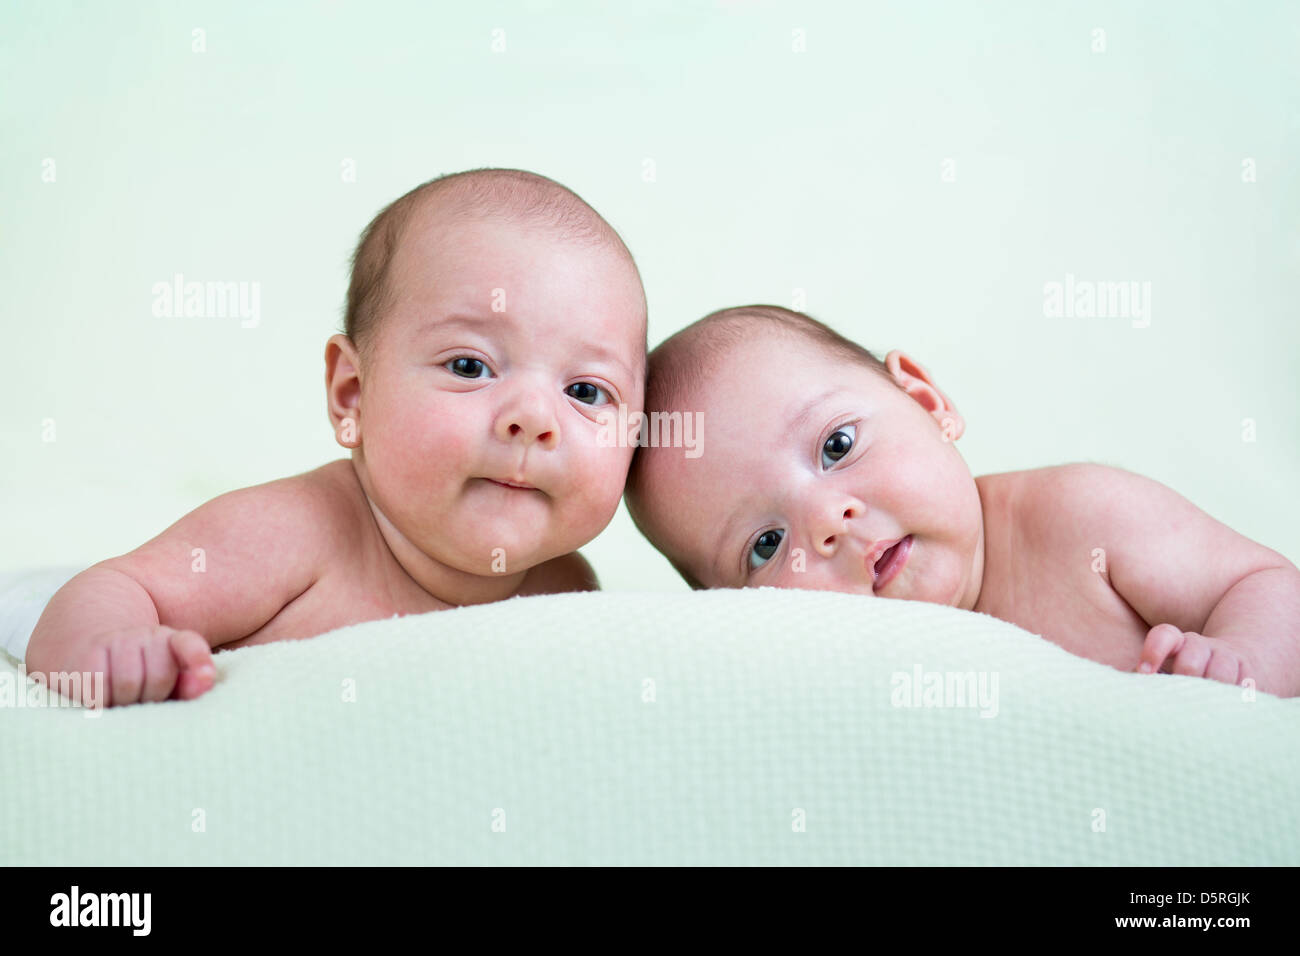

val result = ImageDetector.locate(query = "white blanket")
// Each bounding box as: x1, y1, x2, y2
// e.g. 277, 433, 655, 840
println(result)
2, 587, 1296, 865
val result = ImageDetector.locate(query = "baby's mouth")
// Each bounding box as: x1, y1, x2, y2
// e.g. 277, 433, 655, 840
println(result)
484, 477, 538, 491
870, 535, 912, 593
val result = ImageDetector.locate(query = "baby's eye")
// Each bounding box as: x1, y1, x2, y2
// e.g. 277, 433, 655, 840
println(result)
749, 529, 784, 571
447, 357, 491, 379
822, 425, 856, 469
565, 382, 610, 406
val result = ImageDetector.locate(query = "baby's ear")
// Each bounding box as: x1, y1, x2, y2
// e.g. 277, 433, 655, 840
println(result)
884, 350, 965, 441
325, 334, 363, 448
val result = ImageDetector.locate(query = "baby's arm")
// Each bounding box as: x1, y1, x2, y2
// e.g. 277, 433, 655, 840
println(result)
26, 473, 340, 707
25, 566, 218, 706
1060, 464, 1300, 696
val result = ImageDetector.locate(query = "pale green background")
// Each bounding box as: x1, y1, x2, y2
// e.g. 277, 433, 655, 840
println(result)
2, 0, 1297, 590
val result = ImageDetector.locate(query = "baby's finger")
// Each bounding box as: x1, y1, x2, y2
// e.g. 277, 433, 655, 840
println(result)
140, 630, 180, 702
1171, 633, 1214, 678
1203, 646, 1242, 686
109, 636, 145, 706
168, 629, 212, 671
1138, 623, 1184, 674
172, 668, 215, 700
168, 630, 215, 701
89, 645, 112, 709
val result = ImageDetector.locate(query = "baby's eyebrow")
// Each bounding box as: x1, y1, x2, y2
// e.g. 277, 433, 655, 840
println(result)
715, 507, 748, 583
417, 313, 492, 337
715, 484, 775, 584
789, 388, 845, 433
580, 341, 638, 387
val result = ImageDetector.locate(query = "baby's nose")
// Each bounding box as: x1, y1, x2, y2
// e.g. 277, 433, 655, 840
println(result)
496, 389, 559, 449
810, 512, 848, 557
506, 418, 556, 447
809, 501, 862, 558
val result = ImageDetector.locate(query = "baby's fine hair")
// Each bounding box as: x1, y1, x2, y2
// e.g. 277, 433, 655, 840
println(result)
343, 167, 642, 362
625, 305, 896, 588
638, 304, 895, 440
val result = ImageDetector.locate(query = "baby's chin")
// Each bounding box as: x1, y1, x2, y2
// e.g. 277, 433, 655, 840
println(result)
457, 522, 558, 567
431, 508, 610, 576
432, 536, 557, 577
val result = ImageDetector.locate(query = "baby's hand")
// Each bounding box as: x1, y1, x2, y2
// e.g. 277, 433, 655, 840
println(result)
80, 627, 217, 708
1136, 624, 1252, 688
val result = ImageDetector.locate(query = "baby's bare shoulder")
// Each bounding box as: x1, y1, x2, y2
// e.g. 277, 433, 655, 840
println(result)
996, 462, 1152, 541
200, 460, 365, 543
299, 459, 373, 527
988, 462, 1284, 634
104, 460, 369, 647
976, 463, 1165, 578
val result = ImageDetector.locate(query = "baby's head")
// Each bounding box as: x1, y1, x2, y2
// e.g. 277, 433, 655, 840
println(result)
625, 306, 985, 608
326, 168, 646, 578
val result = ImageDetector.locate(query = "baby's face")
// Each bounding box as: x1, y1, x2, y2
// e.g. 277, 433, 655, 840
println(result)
635, 334, 985, 607
356, 211, 646, 575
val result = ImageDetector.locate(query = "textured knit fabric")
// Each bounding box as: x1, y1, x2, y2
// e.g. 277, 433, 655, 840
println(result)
2, 589, 1296, 865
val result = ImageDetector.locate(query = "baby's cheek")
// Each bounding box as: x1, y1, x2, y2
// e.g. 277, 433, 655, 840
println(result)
901, 438, 963, 498
379, 399, 476, 482
563, 440, 632, 520
427, 420, 476, 467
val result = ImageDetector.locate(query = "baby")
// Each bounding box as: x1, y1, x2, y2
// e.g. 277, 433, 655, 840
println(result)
26, 168, 647, 706
625, 305, 1300, 697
